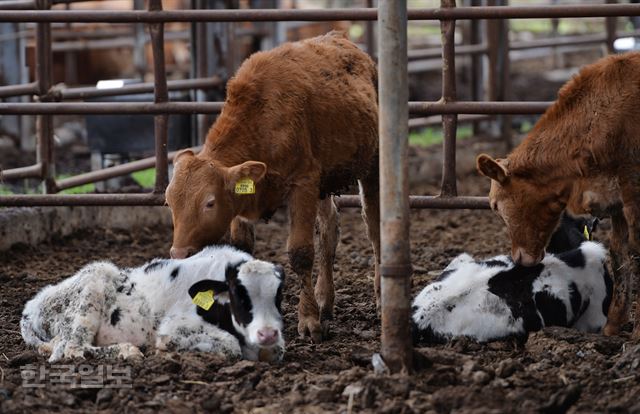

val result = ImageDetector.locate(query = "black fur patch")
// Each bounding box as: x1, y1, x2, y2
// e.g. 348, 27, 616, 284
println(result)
483, 259, 510, 268
568, 282, 582, 323
188, 279, 245, 345
534, 291, 568, 326
170, 266, 180, 280
411, 320, 448, 345
225, 262, 253, 326
487, 264, 545, 332
144, 259, 168, 273
556, 248, 586, 268
436, 269, 455, 282
110, 308, 121, 326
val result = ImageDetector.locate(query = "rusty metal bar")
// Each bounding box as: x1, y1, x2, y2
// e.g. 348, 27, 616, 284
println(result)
440, 0, 457, 198
407, 42, 486, 60
48, 29, 189, 52
0, 163, 43, 180
0, 81, 38, 98
55, 146, 202, 191
58, 77, 222, 101
409, 114, 490, 129
148, 0, 169, 194
3, 5, 640, 23
510, 32, 611, 50
0, 194, 490, 208
35, 0, 54, 193
0, 193, 166, 206
337, 195, 489, 209
605, 0, 617, 54
379, 0, 412, 374
365, 0, 375, 56
0, 101, 552, 115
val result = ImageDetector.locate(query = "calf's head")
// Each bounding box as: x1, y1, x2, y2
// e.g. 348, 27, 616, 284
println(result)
166, 150, 267, 259
188, 260, 285, 362
477, 154, 571, 266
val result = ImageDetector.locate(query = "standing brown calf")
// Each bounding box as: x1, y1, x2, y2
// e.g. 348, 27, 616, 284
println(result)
165, 32, 380, 343
476, 51, 640, 339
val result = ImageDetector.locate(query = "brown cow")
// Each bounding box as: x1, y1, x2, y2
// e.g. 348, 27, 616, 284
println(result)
476, 51, 640, 338
165, 31, 380, 343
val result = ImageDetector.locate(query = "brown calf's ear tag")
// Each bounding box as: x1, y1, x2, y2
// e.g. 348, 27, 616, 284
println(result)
192, 290, 215, 310
235, 177, 255, 195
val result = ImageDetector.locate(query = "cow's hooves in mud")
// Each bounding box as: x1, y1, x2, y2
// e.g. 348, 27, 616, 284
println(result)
298, 317, 323, 343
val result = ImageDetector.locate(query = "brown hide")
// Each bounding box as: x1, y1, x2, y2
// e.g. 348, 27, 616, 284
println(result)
477, 51, 640, 337
166, 31, 378, 253
165, 32, 379, 342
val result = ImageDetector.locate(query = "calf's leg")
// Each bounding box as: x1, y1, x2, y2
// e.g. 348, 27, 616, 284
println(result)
618, 169, 640, 339
315, 196, 339, 333
604, 210, 630, 336
359, 163, 381, 309
287, 185, 323, 342
230, 217, 255, 254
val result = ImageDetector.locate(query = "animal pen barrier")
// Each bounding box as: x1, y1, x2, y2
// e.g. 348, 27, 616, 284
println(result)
1, 1, 640, 372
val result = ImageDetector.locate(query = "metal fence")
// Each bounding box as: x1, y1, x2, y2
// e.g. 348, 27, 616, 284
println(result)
2, 0, 640, 371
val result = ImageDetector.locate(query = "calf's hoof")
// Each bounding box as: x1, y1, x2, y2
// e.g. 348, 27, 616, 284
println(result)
298, 316, 323, 343
603, 322, 621, 337
118, 343, 143, 360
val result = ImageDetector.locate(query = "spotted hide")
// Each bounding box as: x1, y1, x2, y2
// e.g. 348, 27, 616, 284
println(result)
412, 241, 612, 344
21, 246, 285, 363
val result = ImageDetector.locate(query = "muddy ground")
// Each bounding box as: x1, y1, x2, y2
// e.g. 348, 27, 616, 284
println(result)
1, 168, 639, 414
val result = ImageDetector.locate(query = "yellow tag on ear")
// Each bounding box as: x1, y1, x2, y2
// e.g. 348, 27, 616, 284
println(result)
583, 225, 591, 241
192, 290, 215, 310
235, 178, 255, 195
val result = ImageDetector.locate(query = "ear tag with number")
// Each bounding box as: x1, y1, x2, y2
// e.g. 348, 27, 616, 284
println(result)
192, 290, 215, 310
235, 178, 255, 195
583, 225, 591, 241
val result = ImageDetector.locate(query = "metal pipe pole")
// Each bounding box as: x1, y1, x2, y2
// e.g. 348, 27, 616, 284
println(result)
149, 0, 169, 194
440, 0, 457, 197
35, 0, 55, 193
378, 0, 412, 374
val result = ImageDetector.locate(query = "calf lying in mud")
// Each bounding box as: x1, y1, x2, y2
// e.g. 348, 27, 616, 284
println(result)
21, 246, 285, 363
412, 215, 611, 344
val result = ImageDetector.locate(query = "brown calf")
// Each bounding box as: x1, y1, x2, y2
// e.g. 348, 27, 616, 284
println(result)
165, 32, 380, 343
476, 51, 640, 339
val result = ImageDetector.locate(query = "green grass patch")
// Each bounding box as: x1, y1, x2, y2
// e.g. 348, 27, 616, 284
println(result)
132, 168, 156, 189
409, 125, 473, 148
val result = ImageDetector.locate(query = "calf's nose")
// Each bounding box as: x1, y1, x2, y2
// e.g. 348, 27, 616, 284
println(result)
257, 327, 279, 346
170, 246, 195, 259
512, 247, 543, 267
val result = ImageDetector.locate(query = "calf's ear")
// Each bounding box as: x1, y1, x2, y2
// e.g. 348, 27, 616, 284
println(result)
188, 279, 229, 299
173, 149, 195, 168
226, 161, 267, 191
476, 154, 509, 184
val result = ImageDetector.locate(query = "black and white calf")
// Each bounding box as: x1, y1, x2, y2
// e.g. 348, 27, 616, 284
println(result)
412, 241, 612, 344
21, 246, 285, 363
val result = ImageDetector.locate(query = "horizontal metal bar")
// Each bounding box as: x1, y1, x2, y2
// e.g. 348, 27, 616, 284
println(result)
0, 101, 552, 115
510, 32, 608, 51
0, 193, 166, 206
336, 195, 490, 209
1, 5, 640, 23
0, 163, 42, 180
50, 29, 189, 52
0, 102, 224, 114
0, 81, 38, 98
408, 101, 551, 115
407, 43, 487, 60
408, 114, 491, 129
58, 77, 222, 100
55, 146, 202, 191
0, 0, 97, 10
0, 193, 489, 208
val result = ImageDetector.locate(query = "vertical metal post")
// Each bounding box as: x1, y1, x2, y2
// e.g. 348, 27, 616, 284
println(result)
605, 0, 617, 54
486, 0, 512, 149
378, 0, 412, 373
149, 0, 169, 193
440, 0, 458, 197
365, 0, 375, 57
35, 0, 55, 193
469, 0, 482, 135
133, 0, 147, 79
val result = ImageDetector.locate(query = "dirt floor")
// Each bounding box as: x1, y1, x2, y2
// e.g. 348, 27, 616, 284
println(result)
1, 168, 639, 414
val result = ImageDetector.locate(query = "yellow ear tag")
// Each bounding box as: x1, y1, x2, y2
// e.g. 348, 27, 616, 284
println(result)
583, 225, 591, 241
235, 178, 255, 195
192, 290, 215, 311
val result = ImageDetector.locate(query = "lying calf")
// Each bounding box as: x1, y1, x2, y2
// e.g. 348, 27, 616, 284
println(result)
412, 241, 612, 344
21, 246, 285, 363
